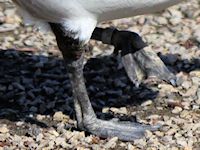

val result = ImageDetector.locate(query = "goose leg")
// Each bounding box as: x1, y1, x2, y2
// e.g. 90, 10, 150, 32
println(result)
66, 52, 159, 141
91, 27, 176, 86
50, 23, 158, 141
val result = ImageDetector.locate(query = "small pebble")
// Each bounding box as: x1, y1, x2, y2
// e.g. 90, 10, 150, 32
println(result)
104, 137, 118, 149
0, 125, 9, 133
141, 100, 153, 107
53, 111, 69, 122
172, 107, 183, 114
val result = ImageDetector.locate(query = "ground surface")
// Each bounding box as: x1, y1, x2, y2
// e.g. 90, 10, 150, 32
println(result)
0, 0, 200, 149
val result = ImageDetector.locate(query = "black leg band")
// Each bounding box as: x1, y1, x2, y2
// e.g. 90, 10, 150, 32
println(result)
101, 27, 117, 45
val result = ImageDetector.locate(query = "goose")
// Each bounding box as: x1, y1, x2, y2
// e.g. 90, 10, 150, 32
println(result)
12, 0, 183, 141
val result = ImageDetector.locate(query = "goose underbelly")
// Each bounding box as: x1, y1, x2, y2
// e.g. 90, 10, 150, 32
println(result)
13, 0, 183, 23
12, 0, 98, 42
12, 0, 183, 42
83, 0, 183, 22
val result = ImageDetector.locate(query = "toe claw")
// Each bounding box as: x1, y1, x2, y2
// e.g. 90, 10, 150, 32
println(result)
134, 80, 141, 88
169, 78, 177, 86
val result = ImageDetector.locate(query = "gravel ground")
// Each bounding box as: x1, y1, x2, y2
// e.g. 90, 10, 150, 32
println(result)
0, 0, 200, 149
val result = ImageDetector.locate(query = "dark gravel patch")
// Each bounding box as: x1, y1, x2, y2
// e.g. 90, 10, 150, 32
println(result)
0, 49, 158, 129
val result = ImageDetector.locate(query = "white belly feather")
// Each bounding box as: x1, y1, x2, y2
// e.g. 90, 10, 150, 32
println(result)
13, 0, 183, 42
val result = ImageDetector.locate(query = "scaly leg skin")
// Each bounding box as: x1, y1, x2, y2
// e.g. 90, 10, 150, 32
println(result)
133, 49, 176, 85
50, 23, 159, 141
92, 27, 176, 86
120, 54, 144, 87
66, 54, 159, 141
74, 97, 84, 130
